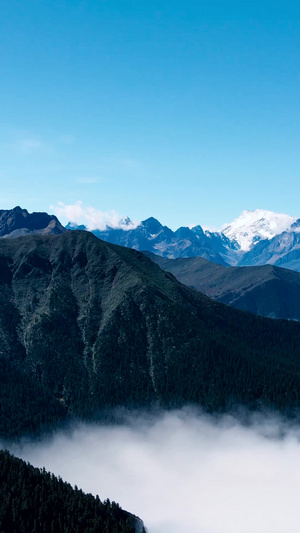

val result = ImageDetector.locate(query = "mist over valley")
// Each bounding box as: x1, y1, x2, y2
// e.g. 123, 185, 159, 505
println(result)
2, 0, 300, 528
2, 209, 300, 531
6, 408, 300, 533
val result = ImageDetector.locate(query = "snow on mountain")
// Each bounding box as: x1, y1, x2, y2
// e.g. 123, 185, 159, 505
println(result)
222, 209, 296, 252
65, 208, 300, 269
117, 215, 139, 230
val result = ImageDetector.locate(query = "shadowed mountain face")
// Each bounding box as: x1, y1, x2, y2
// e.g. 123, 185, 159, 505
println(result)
2, 231, 300, 438
239, 226, 300, 271
144, 252, 300, 321
0, 206, 66, 238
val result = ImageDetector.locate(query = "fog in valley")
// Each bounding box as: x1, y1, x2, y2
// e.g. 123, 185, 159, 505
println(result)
5, 408, 300, 533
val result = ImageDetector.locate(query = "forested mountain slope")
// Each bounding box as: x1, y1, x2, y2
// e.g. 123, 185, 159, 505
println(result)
2, 231, 300, 438
0, 450, 143, 533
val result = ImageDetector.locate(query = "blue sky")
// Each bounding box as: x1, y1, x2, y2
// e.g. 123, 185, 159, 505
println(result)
1, 0, 300, 229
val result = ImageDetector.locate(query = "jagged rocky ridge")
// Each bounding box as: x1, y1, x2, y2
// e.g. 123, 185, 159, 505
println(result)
67, 210, 300, 271
0, 206, 66, 238
2, 206, 300, 270
2, 230, 300, 438
67, 217, 239, 266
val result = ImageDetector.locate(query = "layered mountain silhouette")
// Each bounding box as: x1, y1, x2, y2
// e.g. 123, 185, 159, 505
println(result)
2, 206, 300, 270
2, 230, 300, 438
0, 206, 66, 238
144, 252, 300, 320
67, 210, 300, 271
67, 217, 238, 266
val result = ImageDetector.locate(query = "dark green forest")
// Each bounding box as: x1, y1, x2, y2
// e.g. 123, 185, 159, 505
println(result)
2, 231, 300, 440
0, 450, 143, 533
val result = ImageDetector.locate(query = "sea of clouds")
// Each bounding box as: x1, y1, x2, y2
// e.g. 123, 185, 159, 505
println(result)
5, 408, 300, 533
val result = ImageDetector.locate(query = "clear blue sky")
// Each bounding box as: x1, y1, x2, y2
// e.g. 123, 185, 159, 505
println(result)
1, 0, 300, 229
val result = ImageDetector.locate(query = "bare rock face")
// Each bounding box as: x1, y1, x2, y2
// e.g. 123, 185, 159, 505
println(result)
0, 206, 66, 238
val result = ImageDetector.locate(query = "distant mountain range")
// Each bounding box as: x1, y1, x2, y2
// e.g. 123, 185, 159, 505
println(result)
67, 209, 300, 271
1, 206, 300, 271
67, 217, 238, 266
2, 230, 300, 439
1, 206, 300, 323
144, 252, 300, 321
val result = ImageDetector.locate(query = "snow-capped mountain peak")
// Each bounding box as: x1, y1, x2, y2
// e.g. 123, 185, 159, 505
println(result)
222, 209, 296, 251
118, 216, 139, 230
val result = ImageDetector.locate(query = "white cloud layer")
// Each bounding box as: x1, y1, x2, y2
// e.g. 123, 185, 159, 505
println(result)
51, 201, 140, 231
6, 409, 300, 533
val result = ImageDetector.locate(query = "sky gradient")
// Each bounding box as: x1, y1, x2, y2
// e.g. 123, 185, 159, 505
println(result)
1, 0, 300, 229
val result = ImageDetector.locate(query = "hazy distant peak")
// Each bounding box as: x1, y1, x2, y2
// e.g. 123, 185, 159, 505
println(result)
66, 215, 139, 232
65, 221, 87, 230
222, 209, 296, 251
105, 215, 139, 231
191, 225, 205, 236
141, 217, 163, 233
290, 218, 300, 232
119, 215, 132, 226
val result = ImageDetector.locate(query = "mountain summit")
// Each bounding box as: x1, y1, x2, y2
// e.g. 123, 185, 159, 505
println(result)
0, 206, 66, 238
222, 209, 296, 251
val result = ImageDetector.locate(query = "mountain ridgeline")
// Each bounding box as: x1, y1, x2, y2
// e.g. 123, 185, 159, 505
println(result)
0, 450, 143, 533
2, 230, 300, 438
67, 216, 237, 266
67, 209, 300, 271
0, 206, 66, 238
144, 252, 300, 321
2, 206, 300, 271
